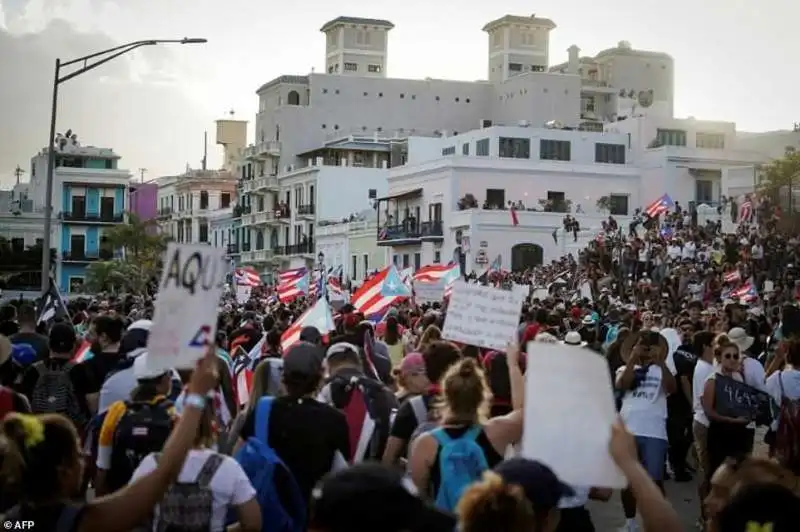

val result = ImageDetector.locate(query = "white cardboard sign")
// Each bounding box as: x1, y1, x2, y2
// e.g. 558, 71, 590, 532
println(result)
235, 284, 252, 304
147, 243, 227, 372
441, 281, 524, 350
414, 280, 447, 303
521, 343, 627, 489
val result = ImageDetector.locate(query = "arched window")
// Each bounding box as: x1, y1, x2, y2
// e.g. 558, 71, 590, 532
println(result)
256, 230, 265, 250
287, 90, 300, 105
511, 243, 543, 272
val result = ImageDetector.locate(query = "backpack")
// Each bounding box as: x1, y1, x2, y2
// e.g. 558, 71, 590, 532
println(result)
328, 375, 395, 462
431, 426, 489, 512
30, 360, 87, 427
151, 453, 224, 532
230, 397, 305, 532
602, 324, 620, 352
0, 386, 16, 422
107, 398, 174, 492
775, 372, 800, 474
407, 395, 438, 445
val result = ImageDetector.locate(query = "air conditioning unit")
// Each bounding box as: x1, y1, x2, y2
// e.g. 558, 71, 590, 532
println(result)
480, 119, 493, 128
517, 120, 530, 127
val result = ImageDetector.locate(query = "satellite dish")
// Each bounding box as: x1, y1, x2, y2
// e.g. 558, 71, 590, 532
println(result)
637, 89, 654, 108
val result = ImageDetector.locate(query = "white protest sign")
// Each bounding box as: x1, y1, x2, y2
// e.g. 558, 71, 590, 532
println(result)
441, 281, 524, 350
532, 288, 549, 300
521, 343, 626, 488
147, 243, 227, 373
512, 283, 529, 301
235, 284, 252, 304
414, 280, 447, 303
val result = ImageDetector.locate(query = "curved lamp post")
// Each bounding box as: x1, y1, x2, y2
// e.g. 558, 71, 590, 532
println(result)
40, 38, 207, 294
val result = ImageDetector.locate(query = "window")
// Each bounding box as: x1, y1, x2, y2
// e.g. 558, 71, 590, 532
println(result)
434, 250, 441, 263
414, 253, 421, 270
70, 195, 86, 216
696, 180, 713, 203
696, 132, 725, 149
508, 63, 523, 72
328, 66, 334, 73
402, 254, 410, 269
221, 193, 231, 208
368, 64, 381, 73
462, 143, 469, 155
199, 191, 209, 209
392, 254, 399, 266
595, 143, 626, 164
352, 255, 358, 279
344, 62, 358, 71
486, 188, 505, 208
540, 139, 571, 161
531, 65, 545, 72
100, 197, 114, 220
70, 235, 85, 256
441, 146, 456, 156
655, 128, 687, 147
363, 254, 369, 276
476, 138, 490, 156
499, 137, 530, 159
609, 194, 629, 215
547, 191, 565, 202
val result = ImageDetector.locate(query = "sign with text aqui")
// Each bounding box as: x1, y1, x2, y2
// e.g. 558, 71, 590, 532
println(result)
146, 242, 227, 374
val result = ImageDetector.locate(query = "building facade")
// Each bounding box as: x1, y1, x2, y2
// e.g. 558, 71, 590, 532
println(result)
156, 169, 238, 244
26, 138, 131, 292
129, 182, 158, 223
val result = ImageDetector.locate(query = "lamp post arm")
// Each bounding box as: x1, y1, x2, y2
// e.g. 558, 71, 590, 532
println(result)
58, 41, 158, 84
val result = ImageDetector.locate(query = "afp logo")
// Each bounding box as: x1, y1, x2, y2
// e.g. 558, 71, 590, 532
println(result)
3, 521, 35, 530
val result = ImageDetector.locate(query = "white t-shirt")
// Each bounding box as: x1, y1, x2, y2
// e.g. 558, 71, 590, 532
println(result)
682, 241, 696, 260
130, 448, 256, 532
617, 365, 670, 440
765, 368, 800, 430
751, 245, 764, 260
692, 359, 715, 427
667, 245, 682, 260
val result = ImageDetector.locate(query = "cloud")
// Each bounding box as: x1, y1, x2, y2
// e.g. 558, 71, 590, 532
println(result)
0, 16, 215, 187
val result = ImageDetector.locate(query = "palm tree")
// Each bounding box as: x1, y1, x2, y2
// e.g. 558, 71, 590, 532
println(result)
103, 213, 168, 293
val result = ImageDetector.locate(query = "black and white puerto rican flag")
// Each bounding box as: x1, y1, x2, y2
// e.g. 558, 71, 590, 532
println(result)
37, 277, 71, 326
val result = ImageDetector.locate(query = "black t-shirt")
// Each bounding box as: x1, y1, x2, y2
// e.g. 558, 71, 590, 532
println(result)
80, 351, 125, 394
8, 331, 50, 361
0, 320, 18, 337
240, 396, 350, 505
0, 358, 21, 388
18, 357, 93, 417
391, 392, 435, 442
669, 344, 697, 411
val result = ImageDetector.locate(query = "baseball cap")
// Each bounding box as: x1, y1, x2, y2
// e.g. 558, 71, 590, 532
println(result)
493, 458, 574, 510
325, 342, 360, 362
299, 326, 323, 345
133, 351, 171, 380
310, 463, 456, 532
399, 352, 425, 375
283, 342, 324, 376
119, 319, 152, 357
717, 483, 800, 532
49, 322, 77, 353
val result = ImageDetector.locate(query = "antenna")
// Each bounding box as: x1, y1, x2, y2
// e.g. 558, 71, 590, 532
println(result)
202, 131, 208, 171
229, 109, 235, 117
138, 168, 148, 183
13, 165, 25, 186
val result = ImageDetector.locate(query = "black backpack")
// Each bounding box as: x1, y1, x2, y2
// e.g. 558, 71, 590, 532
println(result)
30, 360, 87, 428
107, 398, 174, 492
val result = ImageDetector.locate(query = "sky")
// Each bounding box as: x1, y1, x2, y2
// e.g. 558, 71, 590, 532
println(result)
0, 0, 798, 187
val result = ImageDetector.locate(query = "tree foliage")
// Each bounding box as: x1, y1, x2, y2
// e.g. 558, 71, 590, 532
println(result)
596, 195, 611, 213
757, 149, 800, 206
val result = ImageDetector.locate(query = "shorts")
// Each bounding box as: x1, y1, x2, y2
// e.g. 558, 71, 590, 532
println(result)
635, 436, 668, 481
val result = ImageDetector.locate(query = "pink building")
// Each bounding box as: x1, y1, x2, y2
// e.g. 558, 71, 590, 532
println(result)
128, 182, 158, 222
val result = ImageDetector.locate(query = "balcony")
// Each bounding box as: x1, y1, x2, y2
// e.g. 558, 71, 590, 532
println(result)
274, 206, 291, 222
61, 249, 113, 262
241, 242, 252, 252
226, 243, 240, 255
274, 241, 315, 257
244, 141, 281, 159
60, 212, 124, 224
297, 204, 316, 219
420, 220, 444, 241
252, 175, 279, 192
157, 207, 173, 218
241, 211, 276, 226
241, 249, 274, 263
377, 223, 422, 246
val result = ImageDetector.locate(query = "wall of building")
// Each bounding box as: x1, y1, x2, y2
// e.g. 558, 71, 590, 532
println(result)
129, 183, 158, 222
348, 225, 384, 281
491, 72, 581, 127
313, 166, 387, 220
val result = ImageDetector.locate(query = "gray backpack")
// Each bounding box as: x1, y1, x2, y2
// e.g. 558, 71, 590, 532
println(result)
30, 361, 86, 426
408, 395, 438, 444
152, 453, 224, 532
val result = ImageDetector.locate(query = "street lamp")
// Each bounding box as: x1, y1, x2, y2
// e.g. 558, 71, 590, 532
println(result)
317, 251, 325, 271
40, 37, 207, 294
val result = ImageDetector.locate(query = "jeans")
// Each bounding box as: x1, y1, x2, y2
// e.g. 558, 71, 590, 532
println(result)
635, 436, 669, 481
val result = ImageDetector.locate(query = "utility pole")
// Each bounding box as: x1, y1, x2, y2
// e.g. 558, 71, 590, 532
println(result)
202, 131, 208, 171
138, 168, 147, 183
13, 165, 24, 186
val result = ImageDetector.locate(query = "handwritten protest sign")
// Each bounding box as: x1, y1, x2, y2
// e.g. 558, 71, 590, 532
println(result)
414, 280, 447, 303
235, 285, 251, 304
441, 281, 524, 350
714, 374, 776, 424
146, 243, 227, 373
522, 343, 627, 488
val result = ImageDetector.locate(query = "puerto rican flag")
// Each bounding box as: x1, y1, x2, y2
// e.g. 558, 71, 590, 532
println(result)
70, 339, 93, 363
644, 194, 674, 218
231, 337, 265, 406
732, 282, 757, 301
351, 265, 412, 317
280, 297, 336, 352
234, 266, 261, 287
413, 263, 460, 283
327, 275, 345, 299
277, 268, 308, 302
739, 197, 753, 223
724, 270, 741, 283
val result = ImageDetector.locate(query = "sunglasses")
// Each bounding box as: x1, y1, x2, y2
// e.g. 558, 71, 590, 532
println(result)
723, 353, 740, 360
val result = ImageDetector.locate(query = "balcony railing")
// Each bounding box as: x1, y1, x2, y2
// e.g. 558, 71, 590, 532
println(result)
252, 175, 279, 192
297, 204, 316, 217
243, 141, 282, 158
420, 220, 444, 239
274, 207, 291, 220
241, 249, 274, 263
377, 223, 422, 244
274, 241, 314, 256
61, 212, 124, 223
157, 207, 173, 217
227, 243, 240, 254
62, 250, 113, 262
241, 242, 251, 252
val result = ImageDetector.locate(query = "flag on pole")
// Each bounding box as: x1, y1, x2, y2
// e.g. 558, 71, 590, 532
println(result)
510, 206, 519, 226
644, 194, 674, 218
37, 276, 70, 327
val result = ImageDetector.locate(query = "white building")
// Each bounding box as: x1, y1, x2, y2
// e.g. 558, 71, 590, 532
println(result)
315, 211, 384, 281
237, 13, 678, 273
156, 169, 238, 244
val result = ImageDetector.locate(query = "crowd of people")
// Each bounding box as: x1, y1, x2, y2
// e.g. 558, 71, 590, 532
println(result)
0, 194, 799, 532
